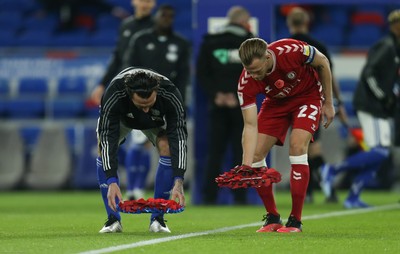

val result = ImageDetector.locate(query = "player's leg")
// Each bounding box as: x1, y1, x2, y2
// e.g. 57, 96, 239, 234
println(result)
277, 99, 321, 233
255, 101, 290, 232
96, 124, 132, 233
344, 166, 378, 208
320, 111, 391, 206
143, 129, 174, 233
277, 128, 312, 233
253, 133, 284, 232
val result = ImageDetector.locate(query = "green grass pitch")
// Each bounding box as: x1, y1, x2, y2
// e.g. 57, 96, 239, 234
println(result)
0, 190, 399, 254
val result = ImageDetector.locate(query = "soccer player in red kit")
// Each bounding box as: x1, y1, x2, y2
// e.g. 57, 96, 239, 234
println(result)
237, 38, 335, 233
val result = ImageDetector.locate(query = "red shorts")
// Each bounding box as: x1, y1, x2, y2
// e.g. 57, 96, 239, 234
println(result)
258, 96, 322, 146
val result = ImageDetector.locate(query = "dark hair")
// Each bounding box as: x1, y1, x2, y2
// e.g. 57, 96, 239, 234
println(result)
124, 71, 161, 98
157, 4, 175, 14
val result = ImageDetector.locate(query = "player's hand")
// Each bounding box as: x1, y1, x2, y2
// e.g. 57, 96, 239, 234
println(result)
90, 85, 105, 105
107, 183, 123, 212
337, 104, 349, 127
171, 178, 185, 206
214, 92, 226, 106
225, 93, 239, 108
322, 101, 335, 128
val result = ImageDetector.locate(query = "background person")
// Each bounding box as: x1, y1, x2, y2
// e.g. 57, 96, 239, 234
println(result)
89, 0, 157, 201
122, 4, 190, 199
320, 9, 400, 209
196, 6, 253, 205
123, 4, 191, 104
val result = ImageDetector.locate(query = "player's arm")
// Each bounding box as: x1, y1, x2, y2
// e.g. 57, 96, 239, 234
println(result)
310, 48, 335, 128
363, 44, 395, 107
241, 105, 258, 166
97, 90, 124, 211
164, 87, 188, 206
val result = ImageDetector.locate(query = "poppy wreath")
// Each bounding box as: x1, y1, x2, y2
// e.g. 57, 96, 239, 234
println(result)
117, 198, 185, 214
215, 165, 282, 189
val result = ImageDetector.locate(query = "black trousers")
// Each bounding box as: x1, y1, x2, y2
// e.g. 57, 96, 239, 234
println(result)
394, 100, 400, 146
202, 105, 246, 204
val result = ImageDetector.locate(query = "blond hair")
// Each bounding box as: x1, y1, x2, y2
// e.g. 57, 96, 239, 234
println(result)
388, 9, 400, 24
238, 38, 268, 66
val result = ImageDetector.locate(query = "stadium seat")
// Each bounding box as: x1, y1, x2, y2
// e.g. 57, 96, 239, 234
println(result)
274, 21, 290, 40
49, 97, 85, 118
0, 11, 23, 30
351, 12, 385, 26
18, 77, 49, 97
0, 127, 25, 190
57, 76, 88, 96
19, 126, 42, 151
0, 99, 6, 117
88, 28, 118, 46
312, 24, 345, 47
0, 30, 18, 47
6, 98, 46, 119
96, 13, 121, 29
344, 100, 356, 117
0, 78, 9, 96
51, 29, 90, 47
339, 78, 358, 92
16, 29, 54, 47
327, 6, 350, 27
72, 126, 99, 189
347, 24, 383, 48
25, 125, 72, 189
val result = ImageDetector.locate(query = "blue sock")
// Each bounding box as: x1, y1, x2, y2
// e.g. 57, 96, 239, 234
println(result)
136, 149, 151, 189
334, 147, 389, 173
151, 156, 174, 221
125, 146, 142, 191
347, 168, 377, 200
96, 156, 121, 221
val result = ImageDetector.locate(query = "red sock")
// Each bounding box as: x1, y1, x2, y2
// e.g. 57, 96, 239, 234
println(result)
256, 184, 279, 216
289, 164, 309, 221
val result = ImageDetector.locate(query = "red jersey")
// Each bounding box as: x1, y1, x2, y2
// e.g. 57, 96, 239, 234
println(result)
237, 38, 322, 109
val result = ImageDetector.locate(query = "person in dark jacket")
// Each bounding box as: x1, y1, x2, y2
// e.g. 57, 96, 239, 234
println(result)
90, 0, 156, 105
196, 6, 253, 205
97, 67, 187, 233
320, 9, 400, 209
121, 4, 190, 201
286, 7, 349, 204
123, 4, 190, 104
89, 0, 157, 203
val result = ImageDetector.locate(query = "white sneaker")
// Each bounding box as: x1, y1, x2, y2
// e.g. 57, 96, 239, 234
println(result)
126, 188, 145, 200
149, 217, 171, 233
132, 188, 145, 199
99, 215, 123, 233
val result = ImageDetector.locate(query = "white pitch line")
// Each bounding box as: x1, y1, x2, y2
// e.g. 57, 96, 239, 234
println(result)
78, 203, 399, 254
